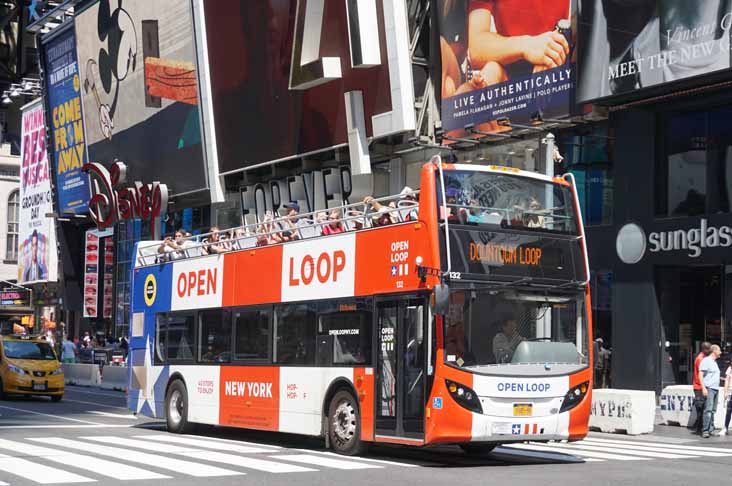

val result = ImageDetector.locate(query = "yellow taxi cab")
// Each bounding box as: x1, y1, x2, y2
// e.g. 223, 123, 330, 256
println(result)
0, 334, 64, 401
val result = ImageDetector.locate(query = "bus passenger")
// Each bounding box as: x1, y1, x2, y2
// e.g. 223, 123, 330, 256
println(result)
314, 212, 328, 235
322, 209, 345, 235
492, 317, 524, 364
363, 196, 395, 226
158, 229, 194, 261
202, 227, 228, 255
398, 186, 419, 221
278, 202, 304, 242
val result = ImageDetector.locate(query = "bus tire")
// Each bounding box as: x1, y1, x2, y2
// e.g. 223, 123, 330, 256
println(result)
165, 380, 192, 434
460, 443, 496, 456
328, 389, 363, 456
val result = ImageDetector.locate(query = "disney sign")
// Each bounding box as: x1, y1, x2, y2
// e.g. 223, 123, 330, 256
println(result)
83, 160, 168, 237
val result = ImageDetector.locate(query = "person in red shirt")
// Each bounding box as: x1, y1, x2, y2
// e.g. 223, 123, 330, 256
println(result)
692, 342, 712, 434
439, 0, 570, 98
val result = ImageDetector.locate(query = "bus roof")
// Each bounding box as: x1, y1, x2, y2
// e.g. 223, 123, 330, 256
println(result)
446, 163, 570, 185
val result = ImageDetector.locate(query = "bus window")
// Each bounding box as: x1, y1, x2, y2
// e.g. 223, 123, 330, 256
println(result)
274, 304, 317, 365
318, 299, 372, 365
233, 308, 271, 361
156, 312, 195, 363
198, 310, 232, 364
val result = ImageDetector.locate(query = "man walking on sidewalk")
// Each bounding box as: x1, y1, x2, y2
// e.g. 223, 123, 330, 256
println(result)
699, 344, 722, 438
692, 342, 712, 434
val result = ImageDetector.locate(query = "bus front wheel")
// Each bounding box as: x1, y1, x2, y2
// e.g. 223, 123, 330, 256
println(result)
165, 380, 192, 434
328, 390, 364, 456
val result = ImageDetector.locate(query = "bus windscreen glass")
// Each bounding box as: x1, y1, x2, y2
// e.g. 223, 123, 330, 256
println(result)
437, 171, 578, 235
444, 290, 588, 375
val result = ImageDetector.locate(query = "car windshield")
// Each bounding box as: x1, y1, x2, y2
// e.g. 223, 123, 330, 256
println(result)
3, 341, 57, 360
444, 290, 588, 376
437, 170, 578, 235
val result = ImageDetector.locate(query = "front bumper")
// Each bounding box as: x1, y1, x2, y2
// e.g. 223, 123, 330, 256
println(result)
4, 373, 64, 395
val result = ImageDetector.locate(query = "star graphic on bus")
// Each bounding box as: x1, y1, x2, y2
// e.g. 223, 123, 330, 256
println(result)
391, 265, 397, 277
512, 424, 521, 435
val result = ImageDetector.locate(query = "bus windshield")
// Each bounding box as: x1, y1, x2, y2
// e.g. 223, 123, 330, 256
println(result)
437, 170, 578, 235
444, 290, 588, 376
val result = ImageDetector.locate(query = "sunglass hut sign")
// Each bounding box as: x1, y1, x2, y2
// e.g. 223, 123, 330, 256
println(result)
616, 219, 732, 264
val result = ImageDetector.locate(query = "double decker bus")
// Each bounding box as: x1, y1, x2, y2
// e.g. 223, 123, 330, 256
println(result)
127, 155, 592, 455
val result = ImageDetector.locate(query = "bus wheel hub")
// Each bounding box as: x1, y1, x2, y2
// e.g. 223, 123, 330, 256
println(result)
332, 401, 356, 442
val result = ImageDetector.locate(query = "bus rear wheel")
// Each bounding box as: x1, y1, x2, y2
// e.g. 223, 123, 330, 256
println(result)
460, 443, 496, 456
165, 380, 192, 434
328, 390, 363, 456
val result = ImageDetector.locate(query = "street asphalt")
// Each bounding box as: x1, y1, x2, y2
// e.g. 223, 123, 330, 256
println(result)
0, 386, 728, 485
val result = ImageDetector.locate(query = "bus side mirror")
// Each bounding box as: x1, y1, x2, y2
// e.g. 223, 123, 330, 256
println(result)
432, 284, 449, 315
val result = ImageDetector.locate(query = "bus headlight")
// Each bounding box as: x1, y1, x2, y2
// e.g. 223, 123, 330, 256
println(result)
445, 379, 482, 414
559, 382, 589, 413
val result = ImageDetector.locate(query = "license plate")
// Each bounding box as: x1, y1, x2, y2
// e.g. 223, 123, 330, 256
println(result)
513, 403, 533, 416
32, 383, 46, 391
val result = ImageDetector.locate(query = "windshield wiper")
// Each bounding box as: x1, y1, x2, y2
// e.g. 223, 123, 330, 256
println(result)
543, 280, 585, 290
490, 277, 534, 289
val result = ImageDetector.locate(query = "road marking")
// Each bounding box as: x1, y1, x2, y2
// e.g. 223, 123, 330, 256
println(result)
62, 399, 129, 410
180, 451, 317, 473
0, 405, 102, 425
29, 438, 242, 478
582, 437, 732, 454
0, 452, 94, 484
0, 438, 168, 481
0, 425, 131, 430
292, 448, 421, 467
557, 442, 694, 459
493, 447, 603, 462
138, 435, 275, 453
82, 436, 198, 453
180, 434, 282, 449
273, 454, 382, 470
503, 443, 649, 461
88, 411, 138, 420
65, 387, 125, 398
581, 438, 732, 457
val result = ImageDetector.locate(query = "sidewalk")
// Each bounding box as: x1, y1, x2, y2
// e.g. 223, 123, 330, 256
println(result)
633, 406, 732, 443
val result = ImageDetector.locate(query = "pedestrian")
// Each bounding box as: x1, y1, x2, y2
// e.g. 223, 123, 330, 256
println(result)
593, 338, 606, 388
692, 342, 712, 434
699, 344, 722, 438
61, 335, 77, 364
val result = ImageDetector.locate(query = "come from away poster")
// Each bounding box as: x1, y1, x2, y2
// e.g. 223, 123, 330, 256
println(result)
43, 26, 90, 214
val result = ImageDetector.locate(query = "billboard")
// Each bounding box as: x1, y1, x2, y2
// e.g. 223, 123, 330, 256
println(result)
83, 228, 114, 319
18, 100, 58, 285
195, 0, 415, 174
42, 26, 91, 215
74, 0, 207, 197
577, 1, 732, 103
436, 0, 575, 136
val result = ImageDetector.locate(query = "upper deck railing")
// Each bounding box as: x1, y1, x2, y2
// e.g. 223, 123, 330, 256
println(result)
135, 190, 421, 267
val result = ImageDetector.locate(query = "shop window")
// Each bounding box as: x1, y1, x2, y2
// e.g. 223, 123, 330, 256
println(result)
317, 298, 373, 365
233, 308, 271, 361
558, 125, 613, 226
274, 303, 317, 365
5, 189, 18, 261
198, 309, 231, 363
656, 107, 732, 217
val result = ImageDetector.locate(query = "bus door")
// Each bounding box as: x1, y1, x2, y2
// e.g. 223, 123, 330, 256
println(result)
375, 298, 426, 440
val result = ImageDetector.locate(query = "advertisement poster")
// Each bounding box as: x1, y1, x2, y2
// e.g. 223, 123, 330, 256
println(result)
43, 26, 90, 214
83, 228, 113, 318
18, 100, 58, 285
436, 0, 575, 136
74, 0, 207, 196
577, 1, 732, 102
198, 0, 413, 173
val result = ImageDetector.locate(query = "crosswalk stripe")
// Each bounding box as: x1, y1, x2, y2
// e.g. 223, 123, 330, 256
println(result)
273, 454, 382, 470
0, 453, 94, 484
494, 446, 604, 462
581, 438, 732, 457
179, 451, 317, 473
503, 443, 649, 461
88, 412, 138, 420
134, 435, 274, 454
583, 437, 732, 454
556, 442, 695, 459
292, 448, 421, 467
81, 436, 199, 454
29, 438, 242, 478
181, 435, 282, 450
0, 438, 169, 481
